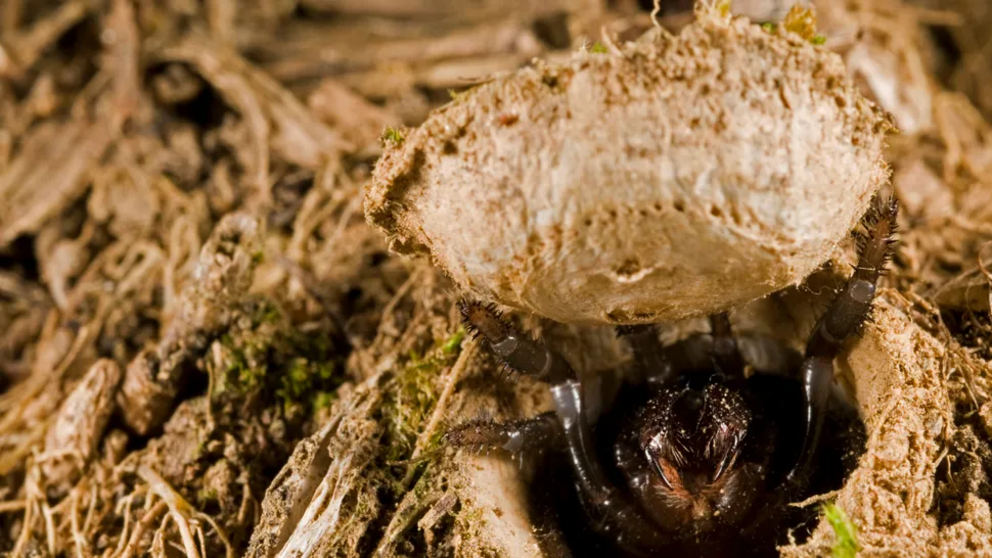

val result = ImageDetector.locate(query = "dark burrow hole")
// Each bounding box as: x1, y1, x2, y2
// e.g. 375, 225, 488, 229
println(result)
935, 419, 992, 528
269, 172, 316, 231
525, 343, 867, 558
0, 236, 40, 284
533, 11, 572, 50
147, 62, 228, 131
635, 0, 694, 15
924, 26, 963, 86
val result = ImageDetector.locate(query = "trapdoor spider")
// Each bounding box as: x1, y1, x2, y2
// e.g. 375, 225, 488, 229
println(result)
447, 198, 898, 557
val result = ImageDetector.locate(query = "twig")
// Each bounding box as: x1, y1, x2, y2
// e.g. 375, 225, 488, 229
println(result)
41, 500, 57, 556
151, 513, 171, 556
113, 492, 137, 557
82, 481, 98, 534
789, 489, 841, 508
70, 488, 86, 558
0, 500, 27, 512
117, 500, 168, 558
195, 523, 208, 558
651, 0, 662, 30
12, 466, 42, 558
136, 466, 201, 558
196, 512, 235, 558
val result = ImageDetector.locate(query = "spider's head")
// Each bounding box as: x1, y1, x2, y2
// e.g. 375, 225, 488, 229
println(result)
635, 382, 763, 532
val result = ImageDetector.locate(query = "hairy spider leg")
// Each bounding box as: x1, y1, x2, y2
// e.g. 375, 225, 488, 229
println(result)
618, 314, 748, 386
445, 412, 561, 454
615, 324, 675, 386
708, 313, 747, 375
459, 301, 667, 554
458, 300, 573, 384
787, 197, 899, 486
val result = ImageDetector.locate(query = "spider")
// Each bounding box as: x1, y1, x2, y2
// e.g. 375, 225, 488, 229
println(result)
446, 197, 898, 557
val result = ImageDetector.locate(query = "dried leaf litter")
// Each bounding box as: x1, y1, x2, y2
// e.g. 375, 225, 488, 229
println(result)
0, 1, 991, 557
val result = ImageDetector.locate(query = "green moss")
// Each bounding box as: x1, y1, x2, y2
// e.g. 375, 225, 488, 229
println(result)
212, 333, 265, 396
460, 507, 484, 524
424, 427, 446, 453
455, 505, 487, 539
589, 41, 608, 54
384, 356, 440, 461
277, 358, 338, 413
823, 502, 860, 558
196, 488, 219, 506
208, 299, 343, 419
353, 486, 380, 520
382, 127, 405, 146
410, 464, 435, 498
442, 327, 466, 355
382, 329, 466, 463
312, 392, 334, 412
252, 303, 281, 327
237, 361, 263, 391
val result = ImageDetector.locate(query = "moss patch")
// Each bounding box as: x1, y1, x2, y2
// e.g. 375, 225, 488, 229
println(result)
209, 299, 344, 420
381, 328, 465, 462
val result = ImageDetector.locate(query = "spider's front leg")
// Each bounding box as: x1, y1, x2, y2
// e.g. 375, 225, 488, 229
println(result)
617, 313, 746, 383
789, 197, 899, 484
616, 324, 674, 386
446, 412, 561, 455
708, 313, 746, 374
458, 301, 666, 553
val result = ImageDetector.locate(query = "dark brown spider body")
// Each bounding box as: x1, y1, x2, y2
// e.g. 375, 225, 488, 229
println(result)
585, 341, 865, 556
447, 198, 897, 557
624, 380, 757, 533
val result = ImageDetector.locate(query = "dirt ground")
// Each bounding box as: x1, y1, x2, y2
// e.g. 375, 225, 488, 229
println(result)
1, 0, 991, 557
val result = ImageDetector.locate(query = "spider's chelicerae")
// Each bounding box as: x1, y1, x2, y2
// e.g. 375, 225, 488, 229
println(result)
447, 198, 898, 557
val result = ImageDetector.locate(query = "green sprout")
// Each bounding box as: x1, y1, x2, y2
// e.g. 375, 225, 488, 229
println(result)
442, 327, 466, 355
589, 41, 609, 54
382, 127, 405, 146
823, 502, 860, 558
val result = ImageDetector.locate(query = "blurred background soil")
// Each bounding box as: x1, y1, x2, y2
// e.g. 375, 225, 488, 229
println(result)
0, 0, 991, 556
